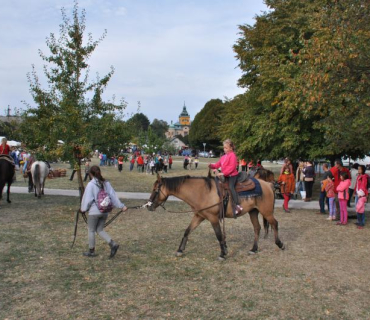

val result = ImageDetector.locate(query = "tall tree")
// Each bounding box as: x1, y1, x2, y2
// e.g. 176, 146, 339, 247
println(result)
21, 1, 126, 196
188, 99, 225, 153
223, 0, 370, 160
150, 119, 169, 139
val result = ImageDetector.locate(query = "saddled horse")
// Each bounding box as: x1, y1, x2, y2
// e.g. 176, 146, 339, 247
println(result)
147, 173, 284, 260
31, 161, 49, 198
0, 156, 15, 205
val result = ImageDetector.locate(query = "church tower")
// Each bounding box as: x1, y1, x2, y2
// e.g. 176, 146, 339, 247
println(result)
179, 102, 190, 126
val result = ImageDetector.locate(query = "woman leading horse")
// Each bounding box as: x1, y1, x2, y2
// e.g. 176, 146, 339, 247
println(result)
147, 172, 284, 260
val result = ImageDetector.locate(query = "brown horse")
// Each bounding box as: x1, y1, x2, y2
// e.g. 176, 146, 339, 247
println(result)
147, 174, 284, 260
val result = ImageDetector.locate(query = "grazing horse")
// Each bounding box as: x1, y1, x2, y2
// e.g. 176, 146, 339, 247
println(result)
0, 157, 15, 205
31, 161, 49, 198
147, 174, 284, 260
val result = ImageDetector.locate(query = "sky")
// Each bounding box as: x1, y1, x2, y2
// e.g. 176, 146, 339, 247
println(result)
0, 0, 267, 124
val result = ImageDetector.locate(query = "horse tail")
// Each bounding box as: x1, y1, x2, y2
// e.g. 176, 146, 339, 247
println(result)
34, 163, 41, 196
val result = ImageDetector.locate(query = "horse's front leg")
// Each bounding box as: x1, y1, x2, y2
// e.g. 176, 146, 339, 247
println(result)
210, 221, 228, 261
176, 214, 205, 257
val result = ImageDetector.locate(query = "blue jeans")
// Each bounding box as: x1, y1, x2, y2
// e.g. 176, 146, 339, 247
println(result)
357, 213, 365, 226
319, 191, 329, 213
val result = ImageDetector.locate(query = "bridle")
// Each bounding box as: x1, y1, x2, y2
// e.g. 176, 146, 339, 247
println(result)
145, 181, 169, 210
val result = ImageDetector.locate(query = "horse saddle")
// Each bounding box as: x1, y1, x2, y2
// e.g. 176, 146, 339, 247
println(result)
219, 175, 256, 193
0, 154, 15, 166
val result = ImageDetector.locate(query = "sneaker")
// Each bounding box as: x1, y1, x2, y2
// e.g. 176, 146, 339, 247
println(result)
357, 226, 364, 229
326, 217, 332, 220
336, 222, 342, 225
109, 240, 119, 258
83, 250, 97, 257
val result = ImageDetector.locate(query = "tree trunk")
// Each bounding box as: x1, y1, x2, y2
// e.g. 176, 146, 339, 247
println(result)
76, 158, 85, 202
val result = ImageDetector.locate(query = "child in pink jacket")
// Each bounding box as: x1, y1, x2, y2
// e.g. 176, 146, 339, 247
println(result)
336, 172, 351, 225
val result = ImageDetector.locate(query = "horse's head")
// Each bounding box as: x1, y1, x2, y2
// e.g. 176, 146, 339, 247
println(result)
146, 174, 169, 211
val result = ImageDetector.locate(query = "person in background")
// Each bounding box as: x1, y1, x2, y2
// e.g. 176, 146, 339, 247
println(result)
330, 159, 351, 206
257, 160, 263, 168
137, 154, 144, 173
325, 175, 336, 220
295, 161, 306, 199
303, 160, 315, 202
189, 156, 194, 170
348, 163, 359, 207
80, 165, 127, 258
277, 167, 295, 213
83, 160, 91, 182
247, 159, 254, 171
209, 139, 243, 215
183, 155, 189, 170
316, 163, 332, 214
168, 155, 173, 169
163, 156, 168, 173
0, 138, 10, 155
25, 153, 36, 192
240, 159, 247, 171
336, 172, 351, 225
280, 158, 294, 175
129, 155, 135, 171
194, 156, 199, 169
354, 165, 368, 229
118, 155, 124, 172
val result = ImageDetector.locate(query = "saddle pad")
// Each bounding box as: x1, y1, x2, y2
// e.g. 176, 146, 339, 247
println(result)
0, 154, 15, 165
238, 178, 262, 198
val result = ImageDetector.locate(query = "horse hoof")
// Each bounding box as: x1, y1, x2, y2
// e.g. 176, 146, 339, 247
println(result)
218, 256, 226, 261
248, 250, 257, 255
7, 200, 11, 203
175, 252, 183, 257
281, 244, 286, 250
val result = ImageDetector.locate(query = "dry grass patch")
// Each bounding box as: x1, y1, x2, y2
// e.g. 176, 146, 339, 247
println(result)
1, 193, 370, 319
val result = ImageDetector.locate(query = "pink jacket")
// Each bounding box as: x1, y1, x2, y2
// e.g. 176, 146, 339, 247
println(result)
210, 151, 238, 177
355, 174, 369, 197
336, 179, 351, 200
325, 180, 335, 198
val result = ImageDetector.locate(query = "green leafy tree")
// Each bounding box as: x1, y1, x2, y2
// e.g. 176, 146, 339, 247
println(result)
126, 113, 150, 132
150, 119, 169, 139
188, 99, 225, 153
223, 0, 370, 161
21, 1, 126, 196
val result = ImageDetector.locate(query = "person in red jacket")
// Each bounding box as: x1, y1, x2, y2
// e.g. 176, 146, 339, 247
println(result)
209, 139, 242, 215
137, 155, 144, 173
330, 160, 351, 193
0, 138, 10, 155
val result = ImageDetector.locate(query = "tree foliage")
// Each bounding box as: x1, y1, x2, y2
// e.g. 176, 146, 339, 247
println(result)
188, 99, 225, 152
221, 0, 370, 160
20, 1, 127, 194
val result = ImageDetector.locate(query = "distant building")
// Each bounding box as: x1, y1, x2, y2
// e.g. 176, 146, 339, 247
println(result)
165, 103, 191, 139
168, 137, 187, 151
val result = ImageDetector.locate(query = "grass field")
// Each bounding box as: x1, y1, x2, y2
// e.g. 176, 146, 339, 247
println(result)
1, 191, 370, 319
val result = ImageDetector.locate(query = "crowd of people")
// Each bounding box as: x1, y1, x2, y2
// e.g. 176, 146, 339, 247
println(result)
96, 151, 174, 175
278, 158, 369, 229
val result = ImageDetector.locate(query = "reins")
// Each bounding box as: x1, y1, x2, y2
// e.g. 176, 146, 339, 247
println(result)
160, 200, 222, 214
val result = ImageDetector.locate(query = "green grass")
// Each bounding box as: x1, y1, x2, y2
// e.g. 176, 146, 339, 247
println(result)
1, 193, 370, 319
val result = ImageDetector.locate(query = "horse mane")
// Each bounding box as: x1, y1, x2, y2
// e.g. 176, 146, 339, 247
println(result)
161, 175, 214, 193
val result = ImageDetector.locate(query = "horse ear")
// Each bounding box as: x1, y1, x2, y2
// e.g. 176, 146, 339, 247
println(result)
157, 173, 161, 182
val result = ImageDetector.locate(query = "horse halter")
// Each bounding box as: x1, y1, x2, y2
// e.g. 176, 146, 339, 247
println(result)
145, 181, 168, 209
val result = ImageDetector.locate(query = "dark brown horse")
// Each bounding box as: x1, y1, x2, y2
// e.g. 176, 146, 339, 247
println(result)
147, 173, 284, 260
0, 157, 15, 205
